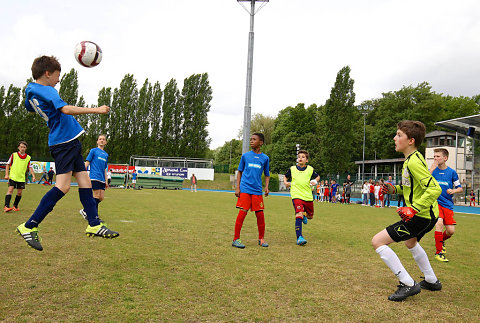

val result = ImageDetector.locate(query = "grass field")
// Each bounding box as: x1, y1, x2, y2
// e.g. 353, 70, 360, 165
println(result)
1, 185, 480, 322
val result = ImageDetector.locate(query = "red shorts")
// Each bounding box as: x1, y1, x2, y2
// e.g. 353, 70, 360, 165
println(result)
438, 205, 456, 225
292, 199, 314, 219
236, 193, 264, 212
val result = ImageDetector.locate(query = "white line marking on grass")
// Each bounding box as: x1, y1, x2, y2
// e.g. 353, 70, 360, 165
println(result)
119, 220, 134, 223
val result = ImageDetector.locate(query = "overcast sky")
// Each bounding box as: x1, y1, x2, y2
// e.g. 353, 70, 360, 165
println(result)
1, 0, 480, 149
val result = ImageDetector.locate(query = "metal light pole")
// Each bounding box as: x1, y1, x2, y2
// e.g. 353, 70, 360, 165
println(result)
357, 105, 371, 182
237, 0, 269, 154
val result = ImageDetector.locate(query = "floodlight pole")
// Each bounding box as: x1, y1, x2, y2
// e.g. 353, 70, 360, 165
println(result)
238, 0, 268, 154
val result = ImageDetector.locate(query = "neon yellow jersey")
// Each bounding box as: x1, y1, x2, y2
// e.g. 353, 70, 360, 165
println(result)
395, 151, 441, 220
9, 152, 31, 183
290, 165, 314, 201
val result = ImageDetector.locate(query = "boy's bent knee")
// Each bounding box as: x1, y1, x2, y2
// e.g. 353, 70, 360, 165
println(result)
55, 184, 70, 194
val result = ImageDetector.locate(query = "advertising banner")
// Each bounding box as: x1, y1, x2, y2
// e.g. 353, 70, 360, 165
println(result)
108, 164, 135, 174
162, 167, 188, 178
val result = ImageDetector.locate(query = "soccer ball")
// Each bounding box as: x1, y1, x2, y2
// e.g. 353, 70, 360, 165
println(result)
74, 41, 102, 67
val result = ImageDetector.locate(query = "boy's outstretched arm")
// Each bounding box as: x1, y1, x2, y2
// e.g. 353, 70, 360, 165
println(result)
60, 105, 110, 115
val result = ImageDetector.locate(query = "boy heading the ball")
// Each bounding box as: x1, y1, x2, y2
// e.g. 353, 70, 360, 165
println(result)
373, 120, 442, 301
232, 133, 270, 249
429, 148, 463, 262
4, 141, 36, 212
283, 150, 320, 246
16, 55, 119, 251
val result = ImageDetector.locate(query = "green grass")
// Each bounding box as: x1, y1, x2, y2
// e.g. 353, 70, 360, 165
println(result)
1, 185, 480, 322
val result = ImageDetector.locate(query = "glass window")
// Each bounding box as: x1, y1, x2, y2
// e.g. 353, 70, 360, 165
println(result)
427, 138, 433, 147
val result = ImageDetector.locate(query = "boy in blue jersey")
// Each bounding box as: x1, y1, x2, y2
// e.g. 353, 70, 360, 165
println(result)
232, 133, 270, 249
16, 56, 119, 251
373, 120, 442, 301
429, 148, 463, 262
283, 150, 320, 246
80, 135, 109, 221
330, 180, 339, 203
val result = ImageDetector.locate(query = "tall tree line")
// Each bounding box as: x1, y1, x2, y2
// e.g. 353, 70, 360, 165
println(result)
214, 66, 480, 176
0, 70, 213, 163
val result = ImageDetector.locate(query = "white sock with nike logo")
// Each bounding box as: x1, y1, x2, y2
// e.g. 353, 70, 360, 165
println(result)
376, 245, 415, 286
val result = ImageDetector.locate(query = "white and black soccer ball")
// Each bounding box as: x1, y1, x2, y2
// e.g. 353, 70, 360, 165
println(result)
74, 41, 102, 67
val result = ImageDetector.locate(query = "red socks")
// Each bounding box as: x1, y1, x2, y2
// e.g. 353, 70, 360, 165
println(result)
234, 209, 247, 240
255, 211, 265, 240
442, 231, 451, 242
434, 231, 443, 254
234, 210, 266, 240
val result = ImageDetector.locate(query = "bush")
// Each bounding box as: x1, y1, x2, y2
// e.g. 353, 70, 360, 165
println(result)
267, 174, 279, 192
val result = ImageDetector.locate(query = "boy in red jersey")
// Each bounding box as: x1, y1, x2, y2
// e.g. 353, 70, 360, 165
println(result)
232, 133, 270, 249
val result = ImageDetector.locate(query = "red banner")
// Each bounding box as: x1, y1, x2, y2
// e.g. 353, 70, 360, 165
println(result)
108, 164, 135, 174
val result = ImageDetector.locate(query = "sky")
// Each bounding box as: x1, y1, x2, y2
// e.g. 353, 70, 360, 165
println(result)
1, 0, 480, 149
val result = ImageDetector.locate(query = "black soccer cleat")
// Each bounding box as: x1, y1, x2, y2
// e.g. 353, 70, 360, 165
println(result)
86, 224, 119, 238
388, 281, 421, 302
419, 279, 442, 291
16, 223, 43, 251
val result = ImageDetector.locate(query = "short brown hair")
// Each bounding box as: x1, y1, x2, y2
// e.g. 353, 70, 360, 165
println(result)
434, 148, 449, 158
298, 149, 309, 159
397, 120, 426, 147
17, 140, 28, 148
31, 56, 61, 80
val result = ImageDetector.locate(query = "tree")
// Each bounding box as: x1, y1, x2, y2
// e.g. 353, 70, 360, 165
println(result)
180, 73, 212, 158
318, 66, 358, 175
58, 69, 79, 105
160, 79, 181, 156
109, 74, 138, 162
250, 113, 275, 145
269, 103, 319, 173
148, 82, 163, 156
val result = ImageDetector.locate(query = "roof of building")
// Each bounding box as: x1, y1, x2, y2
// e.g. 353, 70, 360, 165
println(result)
354, 158, 404, 165
435, 114, 480, 140
425, 130, 455, 138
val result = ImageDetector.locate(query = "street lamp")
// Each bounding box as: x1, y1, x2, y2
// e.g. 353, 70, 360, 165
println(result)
357, 104, 372, 182
237, 0, 269, 154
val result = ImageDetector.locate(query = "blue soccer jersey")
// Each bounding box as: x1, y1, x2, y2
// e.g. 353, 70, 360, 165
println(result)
86, 148, 109, 182
238, 150, 270, 195
431, 166, 461, 210
25, 83, 84, 146
331, 183, 339, 194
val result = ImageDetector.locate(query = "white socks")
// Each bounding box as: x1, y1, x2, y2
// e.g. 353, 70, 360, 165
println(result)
408, 243, 438, 283
376, 245, 415, 286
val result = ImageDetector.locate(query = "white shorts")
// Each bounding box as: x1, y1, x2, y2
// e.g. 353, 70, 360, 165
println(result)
132, 179, 136, 183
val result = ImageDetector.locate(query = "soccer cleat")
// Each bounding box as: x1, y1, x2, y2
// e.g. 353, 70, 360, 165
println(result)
258, 239, 269, 247
302, 215, 308, 224
388, 282, 421, 302
441, 241, 446, 254
16, 223, 43, 251
419, 279, 442, 291
4, 206, 13, 212
85, 224, 119, 238
296, 236, 307, 246
79, 209, 87, 220
434, 253, 448, 262
12, 207, 19, 211
232, 239, 245, 249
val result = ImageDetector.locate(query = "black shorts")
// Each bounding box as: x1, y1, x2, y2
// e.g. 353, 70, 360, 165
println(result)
91, 180, 106, 190
8, 179, 26, 189
386, 213, 437, 243
49, 139, 86, 175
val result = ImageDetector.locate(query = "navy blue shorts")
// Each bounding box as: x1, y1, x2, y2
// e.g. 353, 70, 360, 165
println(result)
91, 180, 106, 190
49, 139, 86, 175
